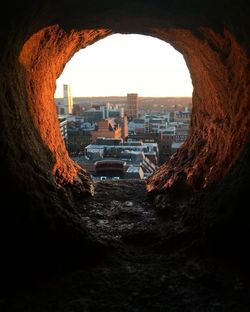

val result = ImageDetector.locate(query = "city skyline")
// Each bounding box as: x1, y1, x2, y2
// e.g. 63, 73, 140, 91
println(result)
54, 34, 193, 98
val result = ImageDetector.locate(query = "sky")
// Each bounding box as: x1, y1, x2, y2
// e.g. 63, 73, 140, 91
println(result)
54, 34, 193, 98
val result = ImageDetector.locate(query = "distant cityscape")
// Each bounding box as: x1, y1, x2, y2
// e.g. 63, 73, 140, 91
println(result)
55, 84, 192, 181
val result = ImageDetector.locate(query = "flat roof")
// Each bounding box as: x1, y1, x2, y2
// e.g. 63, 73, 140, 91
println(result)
127, 166, 141, 173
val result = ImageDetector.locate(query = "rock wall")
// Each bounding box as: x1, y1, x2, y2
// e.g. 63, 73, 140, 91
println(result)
19, 25, 111, 188
0, 22, 111, 271
0, 1, 250, 270
147, 27, 250, 194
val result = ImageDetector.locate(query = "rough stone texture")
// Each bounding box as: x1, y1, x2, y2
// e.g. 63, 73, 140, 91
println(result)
0, 1, 250, 271
19, 25, 111, 188
2, 181, 250, 311
147, 28, 250, 193
0, 25, 111, 272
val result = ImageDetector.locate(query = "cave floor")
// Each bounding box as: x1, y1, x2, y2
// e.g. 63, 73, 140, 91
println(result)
1, 180, 250, 311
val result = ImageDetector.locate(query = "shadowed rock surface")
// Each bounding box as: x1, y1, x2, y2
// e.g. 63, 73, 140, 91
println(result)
0, 1, 250, 310
1, 181, 250, 311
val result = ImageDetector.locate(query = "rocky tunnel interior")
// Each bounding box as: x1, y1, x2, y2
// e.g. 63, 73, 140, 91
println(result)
1, 0, 250, 310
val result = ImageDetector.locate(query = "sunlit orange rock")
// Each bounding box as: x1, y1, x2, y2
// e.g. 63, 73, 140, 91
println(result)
19, 25, 250, 197
1, 1, 250, 272
147, 28, 250, 194
19, 25, 112, 192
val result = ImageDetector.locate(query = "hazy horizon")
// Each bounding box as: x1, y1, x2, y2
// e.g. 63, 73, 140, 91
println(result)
55, 34, 193, 98
54, 95, 192, 99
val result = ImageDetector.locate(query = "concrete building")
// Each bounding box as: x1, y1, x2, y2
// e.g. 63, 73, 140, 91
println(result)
81, 138, 159, 180
100, 103, 124, 119
128, 118, 145, 134
83, 109, 104, 123
55, 85, 73, 115
63, 84, 73, 115
124, 166, 144, 180
96, 137, 123, 146
126, 93, 139, 119
174, 125, 189, 143
144, 114, 170, 133
173, 107, 191, 123
85, 141, 159, 168
83, 105, 124, 123
58, 116, 68, 145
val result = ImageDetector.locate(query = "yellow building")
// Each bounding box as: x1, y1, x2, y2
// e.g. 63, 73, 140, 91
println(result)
63, 84, 73, 114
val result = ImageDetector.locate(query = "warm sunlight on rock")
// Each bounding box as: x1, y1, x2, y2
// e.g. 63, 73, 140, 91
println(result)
1, 3, 250, 310
19, 25, 111, 189
147, 27, 250, 194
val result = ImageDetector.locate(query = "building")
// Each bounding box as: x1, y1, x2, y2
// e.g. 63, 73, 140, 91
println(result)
126, 93, 139, 119
144, 114, 170, 133
100, 103, 124, 119
91, 118, 122, 143
96, 137, 123, 146
174, 124, 189, 142
83, 109, 104, 123
85, 141, 159, 167
128, 118, 145, 134
158, 127, 176, 163
83, 104, 124, 123
94, 160, 126, 176
116, 116, 128, 142
79, 138, 159, 180
55, 84, 73, 115
173, 107, 191, 123
72, 104, 83, 116
63, 84, 73, 115
124, 166, 144, 180
58, 116, 68, 145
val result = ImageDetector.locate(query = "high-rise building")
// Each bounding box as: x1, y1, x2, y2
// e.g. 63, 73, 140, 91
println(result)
63, 84, 73, 114
126, 93, 139, 119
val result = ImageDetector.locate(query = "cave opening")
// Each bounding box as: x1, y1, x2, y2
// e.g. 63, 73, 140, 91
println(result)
53, 33, 193, 181
18, 22, 249, 199
14, 20, 250, 268
1, 1, 250, 309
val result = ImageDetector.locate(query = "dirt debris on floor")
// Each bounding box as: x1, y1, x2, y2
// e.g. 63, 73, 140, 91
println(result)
1, 180, 250, 312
